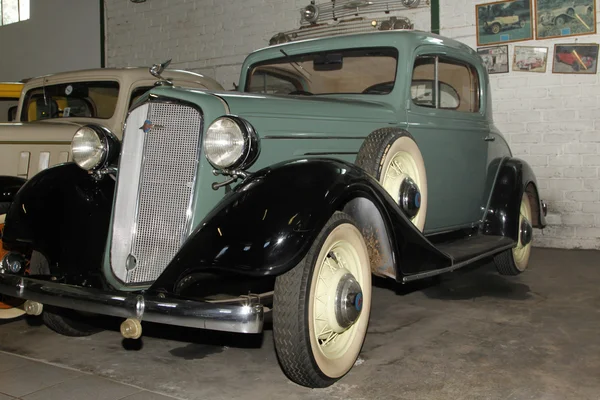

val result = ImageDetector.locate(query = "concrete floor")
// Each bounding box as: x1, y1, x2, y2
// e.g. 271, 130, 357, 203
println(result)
0, 248, 599, 400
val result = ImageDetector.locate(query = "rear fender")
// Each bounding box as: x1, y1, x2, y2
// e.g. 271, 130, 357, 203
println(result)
151, 159, 450, 293
483, 157, 546, 240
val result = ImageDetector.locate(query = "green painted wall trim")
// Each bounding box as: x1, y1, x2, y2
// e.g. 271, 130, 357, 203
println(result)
431, 0, 440, 34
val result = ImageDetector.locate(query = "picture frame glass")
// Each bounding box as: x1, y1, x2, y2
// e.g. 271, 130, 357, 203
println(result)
478, 45, 510, 73
513, 46, 548, 72
477, 0, 534, 46
553, 44, 599, 74
536, 0, 597, 39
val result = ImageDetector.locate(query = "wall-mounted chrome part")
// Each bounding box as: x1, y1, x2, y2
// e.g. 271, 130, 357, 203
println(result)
1, 252, 26, 274
399, 176, 421, 219
203, 116, 260, 171
71, 125, 120, 173
0, 274, 264, 334
269, 15, 413, 45
541, 200, 548, 217
401, 0, 421, 8
297, 0, 424, 26
379, 16, 413, 30
301, 2, 319, 23
520, 217, 533, 247
335, 273, 363, 330
149, 59, 173, 86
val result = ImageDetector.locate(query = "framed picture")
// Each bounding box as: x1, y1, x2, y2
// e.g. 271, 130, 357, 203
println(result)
513, 46, 549, 72
535, 0, 596, 40
478, 45, 510, 73
476, 0, 533, 46
553, 43, 599, 74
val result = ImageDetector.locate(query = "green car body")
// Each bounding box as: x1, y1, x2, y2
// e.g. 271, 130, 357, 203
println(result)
0, 30, 547, 388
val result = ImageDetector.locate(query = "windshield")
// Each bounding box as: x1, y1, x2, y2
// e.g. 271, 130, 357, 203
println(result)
20, 81, 120, 122
245, 47, 398, 96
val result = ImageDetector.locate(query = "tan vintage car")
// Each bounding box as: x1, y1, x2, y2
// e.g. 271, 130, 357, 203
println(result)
0, 82, 24, 122
0, 67, 222, 181
0, 67, 222, 318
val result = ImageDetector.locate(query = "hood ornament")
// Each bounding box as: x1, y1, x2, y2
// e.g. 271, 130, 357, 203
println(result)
150, 59, 173, 86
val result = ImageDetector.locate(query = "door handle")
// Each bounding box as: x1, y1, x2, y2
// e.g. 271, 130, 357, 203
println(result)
484, 135, 495, 142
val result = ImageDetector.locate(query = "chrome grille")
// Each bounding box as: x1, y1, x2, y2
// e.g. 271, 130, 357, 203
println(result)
112, 102, 202, 285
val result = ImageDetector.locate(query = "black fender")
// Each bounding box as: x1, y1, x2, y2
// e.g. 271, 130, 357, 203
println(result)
483, 157, 546, 240
2, 163, 115, 288
0, 176, 26, 214
151, 158, 451, 293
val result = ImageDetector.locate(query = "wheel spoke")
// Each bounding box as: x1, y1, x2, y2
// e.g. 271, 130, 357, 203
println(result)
322, 331, 339, 346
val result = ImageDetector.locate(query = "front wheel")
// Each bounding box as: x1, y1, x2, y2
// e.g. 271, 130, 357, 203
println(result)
0, 212, 25, 319
43, 306, 101, 337
273, 212, 371, 388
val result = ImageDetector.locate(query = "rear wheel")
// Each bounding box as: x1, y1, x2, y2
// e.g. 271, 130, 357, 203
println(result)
494, 193, 533, 276
273, 212, 371, 388
42, 306, 101, 337
491, 23, 501, 34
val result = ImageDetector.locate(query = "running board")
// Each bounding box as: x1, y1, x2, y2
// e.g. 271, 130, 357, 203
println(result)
402, 237, 514, 283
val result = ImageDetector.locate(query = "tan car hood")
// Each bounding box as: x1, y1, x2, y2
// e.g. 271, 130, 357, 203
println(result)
0, 121, 82, 143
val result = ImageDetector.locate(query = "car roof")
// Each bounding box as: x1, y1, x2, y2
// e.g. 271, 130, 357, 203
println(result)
248, 30, 478, 62
22, 67, 223, 91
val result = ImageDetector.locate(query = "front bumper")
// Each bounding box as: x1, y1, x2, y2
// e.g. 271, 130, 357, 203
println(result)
0, 274, 263, 334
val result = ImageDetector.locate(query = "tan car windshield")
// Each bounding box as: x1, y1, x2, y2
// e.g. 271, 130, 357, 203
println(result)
246, 47, 398, 95
21, 81, 120, 122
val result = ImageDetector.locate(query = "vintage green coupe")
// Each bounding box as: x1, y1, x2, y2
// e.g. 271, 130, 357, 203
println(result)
0, 31, 546, 388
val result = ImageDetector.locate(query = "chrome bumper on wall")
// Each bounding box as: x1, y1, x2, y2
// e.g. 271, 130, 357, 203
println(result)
0, 274, 263, 334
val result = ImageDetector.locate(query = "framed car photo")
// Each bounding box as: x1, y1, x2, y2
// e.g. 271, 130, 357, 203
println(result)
535, 0, 596, 40
476, 0, 533, 46
478, 45, 510, 73
513, 46, 548, 72
553, 43, 599, 74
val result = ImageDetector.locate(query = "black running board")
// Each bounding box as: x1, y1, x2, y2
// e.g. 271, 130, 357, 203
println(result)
402, 237, 514, 283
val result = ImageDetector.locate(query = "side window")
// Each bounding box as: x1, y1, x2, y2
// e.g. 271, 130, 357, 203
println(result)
411, 56, 480, 113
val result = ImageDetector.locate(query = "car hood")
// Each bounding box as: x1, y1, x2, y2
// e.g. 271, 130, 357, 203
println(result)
0, 120, 83, 143
148, 86, 400, 139
215, 91, 399, 137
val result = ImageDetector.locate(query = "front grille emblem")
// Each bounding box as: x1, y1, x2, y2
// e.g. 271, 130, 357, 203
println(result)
141, 120, 154, 133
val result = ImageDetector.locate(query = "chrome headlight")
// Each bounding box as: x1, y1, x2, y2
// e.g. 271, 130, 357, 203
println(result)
203, 116, 260, 170
71, 125, 120, 171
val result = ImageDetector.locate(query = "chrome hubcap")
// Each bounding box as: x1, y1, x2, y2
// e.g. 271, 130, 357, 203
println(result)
520, 217, 533, 247
334, 273, 363, 330
399, 176, 421, 219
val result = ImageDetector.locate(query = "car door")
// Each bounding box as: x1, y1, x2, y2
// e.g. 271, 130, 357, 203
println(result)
406, 48, 489, 234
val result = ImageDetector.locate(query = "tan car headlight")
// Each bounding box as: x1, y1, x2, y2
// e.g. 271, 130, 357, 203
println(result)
203, 116, 260, 170
72, 125, 119, 171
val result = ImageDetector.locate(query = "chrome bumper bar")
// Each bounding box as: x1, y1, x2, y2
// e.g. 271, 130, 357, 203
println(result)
0, 274, 263, 334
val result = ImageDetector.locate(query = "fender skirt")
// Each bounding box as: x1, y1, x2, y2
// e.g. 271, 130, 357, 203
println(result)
483, 157, 547, 240
151, 159, 451, 293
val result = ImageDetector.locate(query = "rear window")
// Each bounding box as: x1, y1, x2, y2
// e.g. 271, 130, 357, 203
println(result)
21, 81, 120, 122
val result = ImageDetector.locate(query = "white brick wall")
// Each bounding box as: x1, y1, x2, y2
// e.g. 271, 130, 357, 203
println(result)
105, 0, 599, 249
105, 0, 430, 89
441, 0, 600, 250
